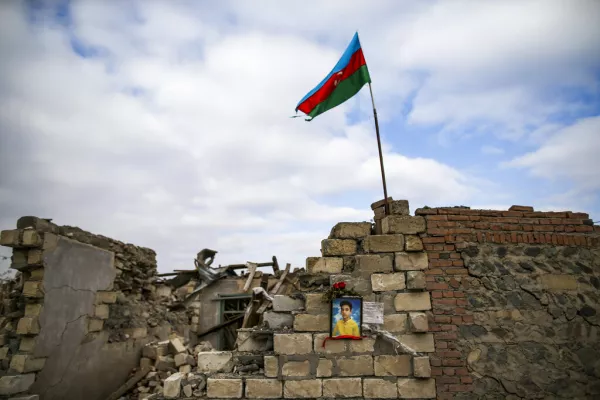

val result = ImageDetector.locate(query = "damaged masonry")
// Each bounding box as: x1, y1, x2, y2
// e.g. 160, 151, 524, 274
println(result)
1, 198, 600, 399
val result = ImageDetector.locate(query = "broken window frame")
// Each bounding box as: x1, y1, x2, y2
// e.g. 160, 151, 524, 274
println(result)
215, 293, 251, 350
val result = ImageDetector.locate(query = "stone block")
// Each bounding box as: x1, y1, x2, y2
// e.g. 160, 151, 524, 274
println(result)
338, 355, 374, 376
142, 343, 168, 360
395, 252, 428, 271
305, 294, 329, 314
372, 273, 405, 291
95, 304, 109, 319
282, 360, 310, 377
28, 268, 44, 281
169, 337, 186, 354
540, 274, 578, 290
294, 314, 329, 332
18, 338, 36, 353
196, 351, 233, 373
27, 250, 43, 265
163, 372, 183, 398
306, 257, 344, 274
317, 358, 333, 377
264, 356, 278, 378
24, 304, 42, 317
22, 231, 42, 247
263, 311, 294, 329
272, 295, 304, 312
413, 356, 431, 378
236, 331, 270, 352
174, 353, 187, 367
406, 271, 426, 289
0, 374, 36, 396
355, 254, 394, 275
363, 235, 405, 253
95, 291, 118, 304
390, 200, 410, 216
283, 379, 322, 398
124, 327, 147, 339
374, 355, 411, 376
140, 357, 152, 369
348, 337, 375, 353
363, 378, 398, 398
397, 334, 435, 353
88, 318, 104, 332
382, 215, 426, 234
314, 333, 346, 354
397, 378, 436, 398
330, 222, 372, 239
207, 378, 243, 398
155, 356, 176, 371
155, 285, 172, 298
274, 334, 313, 355
394, 293, 431, 311
22, 281, 43, 298
323, 378, 362, 398
321, 239, 357, 256
405, 235, 423, 251
245, 379, 282, 399
409, 313, 428, 332
179, 364, 191, 374
0, 347, 8, 360
383, 313, 408, 333
16, 317, 40, 335
0, 230, 19, 247
9, 355, 45, 373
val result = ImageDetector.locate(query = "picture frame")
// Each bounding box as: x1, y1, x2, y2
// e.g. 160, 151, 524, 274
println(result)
330, 296, 363, 338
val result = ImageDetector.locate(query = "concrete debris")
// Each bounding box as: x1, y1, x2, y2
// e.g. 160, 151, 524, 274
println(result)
117, 335, 213, 399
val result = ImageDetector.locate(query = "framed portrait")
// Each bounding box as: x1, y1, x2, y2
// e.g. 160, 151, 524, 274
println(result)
330, 297, 363, 338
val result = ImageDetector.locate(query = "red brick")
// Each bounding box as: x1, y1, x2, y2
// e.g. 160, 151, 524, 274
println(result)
441, 325, 457, 332
456, 299, 469, 306
445, 244, 455, 251
429, 252, 440, 259
431, 259, 453, 268
447, 268, 469, 275
438, 376, 460, 384
448, 215, 470, 221
425, 268, 444, 275
431, 367, 443, 376
422, 236, 446, 244
449, 384, 473, 392
432, 291, 443, 298
509, 205, 533, 212
443, 291, 454, 298
448, 278, 461, 288
435, 316, 452, 323
557, 235, 565, 245
443, 351, 462, 358
428, 228, 449, 236
450, 252, 461, 259
453, 291, 464, 298
428, 215, 448, 221
435, 332, 458, 340
576, 225, 593, 232
480, 211, 503, 217
455, 368, 469, 375
451, 316, 462, 324
430, 358, 442, 367
426, 276, 436, 282
502, 211, 523, 217
437, 393, 453, 400
443, 368, 456, 375
462, 315, 474, 323
429, 324, 442, 332
443, 358, 465, 366
554, 225, 565, 232
524, 212, 546, 218
454, 308, 466, 315
433, 299, 457, 306
455, 241, 468, 250
452, 260, 464, 267
428, 282, 449, 290
436, 342, 449, 350
568, 212, 589, 219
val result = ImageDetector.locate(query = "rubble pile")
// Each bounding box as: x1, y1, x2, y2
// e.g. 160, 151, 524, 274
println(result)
119, 336, 215, 400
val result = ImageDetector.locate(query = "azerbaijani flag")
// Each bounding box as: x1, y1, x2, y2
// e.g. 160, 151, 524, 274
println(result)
295, 32, 371, 121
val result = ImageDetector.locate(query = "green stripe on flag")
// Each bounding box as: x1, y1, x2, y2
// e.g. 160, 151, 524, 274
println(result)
307, 65, 371, 120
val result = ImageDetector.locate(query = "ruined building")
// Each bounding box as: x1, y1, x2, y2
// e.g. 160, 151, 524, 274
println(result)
0, 200, 598, 399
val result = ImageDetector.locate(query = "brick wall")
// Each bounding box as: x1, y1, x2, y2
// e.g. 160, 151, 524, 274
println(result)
413, 205, 600, 399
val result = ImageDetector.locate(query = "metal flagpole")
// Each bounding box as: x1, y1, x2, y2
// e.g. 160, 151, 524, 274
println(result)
367, 82, 390, 215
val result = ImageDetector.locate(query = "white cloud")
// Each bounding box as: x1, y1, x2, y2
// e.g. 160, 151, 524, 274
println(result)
505, 116, 600, 190
481, 146, 504, 155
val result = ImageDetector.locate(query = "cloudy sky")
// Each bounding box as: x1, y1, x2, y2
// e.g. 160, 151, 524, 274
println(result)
1, 0, 599, 274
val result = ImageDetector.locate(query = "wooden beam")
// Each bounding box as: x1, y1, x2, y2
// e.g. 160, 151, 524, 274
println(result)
242, 262, 258, 291
196, 314, 244, 338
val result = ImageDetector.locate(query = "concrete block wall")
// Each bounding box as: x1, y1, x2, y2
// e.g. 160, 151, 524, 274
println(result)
216, 199, 438, 399
0, 217, 194, 400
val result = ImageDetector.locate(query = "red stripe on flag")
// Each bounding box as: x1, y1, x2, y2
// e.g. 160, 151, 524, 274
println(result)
297, 48, 367, 115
